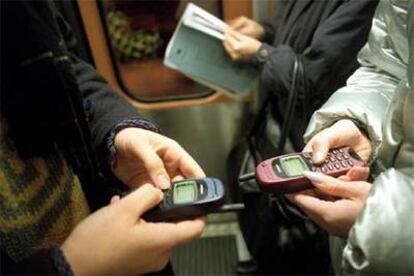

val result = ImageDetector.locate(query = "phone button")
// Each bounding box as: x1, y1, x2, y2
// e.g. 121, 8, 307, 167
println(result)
348, 160, 354, 166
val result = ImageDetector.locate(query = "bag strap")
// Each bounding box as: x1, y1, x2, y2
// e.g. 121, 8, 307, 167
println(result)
276, 55, 302, 154
247, 55, 304, 162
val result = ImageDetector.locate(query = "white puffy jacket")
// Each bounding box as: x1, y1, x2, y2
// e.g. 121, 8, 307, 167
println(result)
304, 0, 414, 274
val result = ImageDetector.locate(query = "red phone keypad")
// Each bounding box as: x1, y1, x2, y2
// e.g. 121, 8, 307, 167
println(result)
315, 148, 354, 173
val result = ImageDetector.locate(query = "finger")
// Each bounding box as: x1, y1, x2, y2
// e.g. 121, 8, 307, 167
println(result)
121, 184, 163, 220
228, 17, 246, 30
225, 31, 241, 46
223, 39, 233, 53
227, 29, 245, 41
310, 134, 332, 164
158, 140, 205, 179
306, 123, 347, 163
286, 192, 326, 213
303, 171, 357, 198
338, 174, 351, 181
142, 218, 204, 254
223, 33, 237, 50
171, 174, 184, 182
223, 38, 239, 60
311, 120, 372, 164
177, 149, 205, 178
285, 193, 332, 229
346, 166, 370, 181
298, 189, 318, 197
223, 39, 234, 55
165, 218, 205, 246
110, 195, 120, 205
313, 189, 337, 201
133, 145, 171, 189
303, 141, 313, 153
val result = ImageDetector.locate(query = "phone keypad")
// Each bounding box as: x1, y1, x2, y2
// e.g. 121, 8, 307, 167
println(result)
315, 149, 354, 173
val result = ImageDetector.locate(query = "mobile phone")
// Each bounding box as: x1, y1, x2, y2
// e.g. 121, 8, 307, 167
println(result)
243, 146, 365, 193
122, 178, 227, 222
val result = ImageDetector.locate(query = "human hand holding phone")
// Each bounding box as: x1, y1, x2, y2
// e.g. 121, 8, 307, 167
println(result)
286, 167, 371, 238
61, 184, 205, 275
304, 119, 372, 171
112, 128, 205, 190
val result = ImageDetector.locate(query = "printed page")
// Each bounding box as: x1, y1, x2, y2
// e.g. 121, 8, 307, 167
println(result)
182, 3, 228, 40
164, 19, 257, 97
164, 2, 258, 97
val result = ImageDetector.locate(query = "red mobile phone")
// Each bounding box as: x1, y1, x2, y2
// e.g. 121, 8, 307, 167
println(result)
255, 146, 365, 193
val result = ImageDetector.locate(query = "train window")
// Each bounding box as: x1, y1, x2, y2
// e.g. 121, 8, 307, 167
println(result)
98, 0, 223, 102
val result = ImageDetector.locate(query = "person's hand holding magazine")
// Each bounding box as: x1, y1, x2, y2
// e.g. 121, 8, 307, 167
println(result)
223, 29, 262, 61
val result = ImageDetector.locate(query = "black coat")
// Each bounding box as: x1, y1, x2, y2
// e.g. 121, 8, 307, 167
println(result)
255, 0, 378, 151
1, 1, 148, 273
1, 1, 145, 203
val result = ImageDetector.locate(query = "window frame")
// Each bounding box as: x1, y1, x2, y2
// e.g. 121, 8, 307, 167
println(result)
78, 0, 252, 110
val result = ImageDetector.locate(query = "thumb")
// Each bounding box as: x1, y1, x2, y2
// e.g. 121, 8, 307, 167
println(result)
134, 146, 171, 189
307, 120, 356, 163
303, 171, 358, 198
120, 184, 163, 220
227, 29, 242, 40
310, 135, 331, 164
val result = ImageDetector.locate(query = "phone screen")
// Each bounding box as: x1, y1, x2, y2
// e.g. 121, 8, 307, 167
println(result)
173, 181, 198, 204
281, 156, 309, 176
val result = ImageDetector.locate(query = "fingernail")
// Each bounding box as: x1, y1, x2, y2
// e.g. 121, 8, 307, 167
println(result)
158, 174, 170, 190
302, 171, 325, 183
110, 195, 120, 205
314, 152, 325, 163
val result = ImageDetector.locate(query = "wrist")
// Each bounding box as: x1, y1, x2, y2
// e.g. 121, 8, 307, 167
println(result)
106, 119, 160, 169
251, 43, 271, 67
334, 119, 367, 138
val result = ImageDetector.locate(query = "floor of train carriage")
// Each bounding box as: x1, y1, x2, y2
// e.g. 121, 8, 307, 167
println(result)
171, 212, 251, 275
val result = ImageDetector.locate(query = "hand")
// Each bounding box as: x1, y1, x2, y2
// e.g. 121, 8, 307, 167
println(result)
227, 16, 265, 40
61, 184, 205, 275
286, 167, 371, 238
223, 29, 262, 61
112, 128, 205, 189
304, 119, 372, 164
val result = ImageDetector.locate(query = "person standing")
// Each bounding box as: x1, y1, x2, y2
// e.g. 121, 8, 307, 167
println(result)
288, 0, 414, 273
224, 1, 378, 274
1, 1, 205, 274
